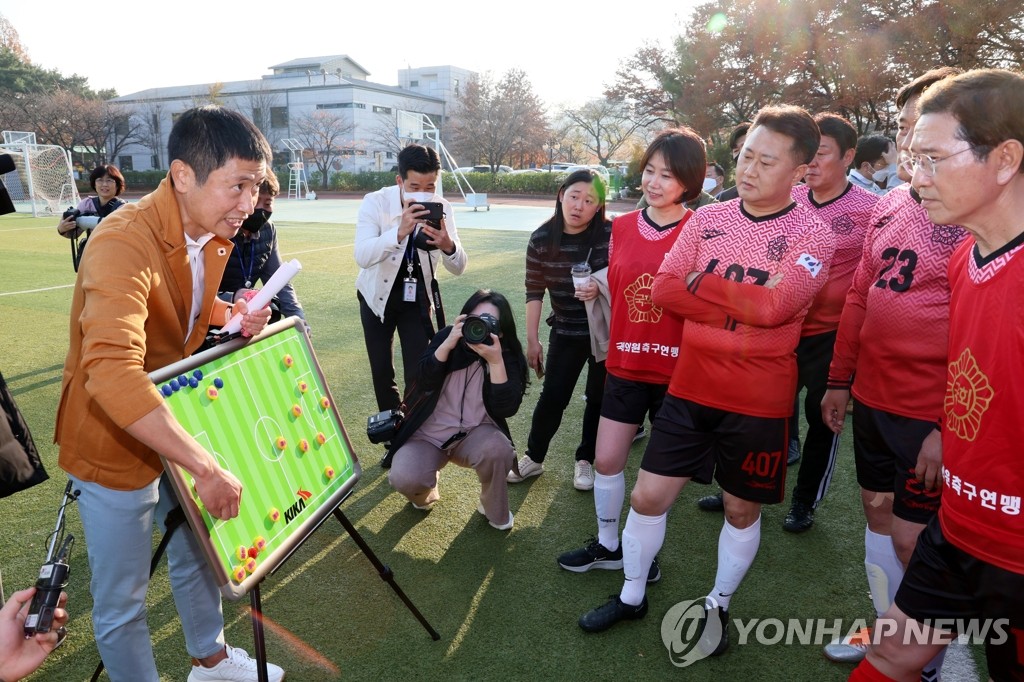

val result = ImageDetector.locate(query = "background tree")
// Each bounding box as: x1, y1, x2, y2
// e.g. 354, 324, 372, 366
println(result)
242, 81, 284, 156
608, 0, 1024, 142
291, 110, 355, 189
563, 99, 655, 166
447, 69, 548, 172
0, 12, 29, 63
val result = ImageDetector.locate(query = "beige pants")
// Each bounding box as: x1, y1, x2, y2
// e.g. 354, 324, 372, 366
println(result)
388, 423, 515, 525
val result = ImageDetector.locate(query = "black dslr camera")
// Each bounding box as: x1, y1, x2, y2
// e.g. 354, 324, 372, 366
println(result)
367, 409, 403, 444
62, 207, 82, 222
462, 313, 499, 345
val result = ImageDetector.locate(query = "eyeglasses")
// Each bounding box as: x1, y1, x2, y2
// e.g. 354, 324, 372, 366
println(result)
900, 146, 975, 177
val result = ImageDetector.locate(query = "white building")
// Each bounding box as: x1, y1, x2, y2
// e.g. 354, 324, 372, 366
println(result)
109, 56, 474, 175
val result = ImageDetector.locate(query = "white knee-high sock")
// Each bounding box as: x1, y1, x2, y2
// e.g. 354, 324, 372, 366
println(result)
594, 471, 625, 552
864, 527, 904, 617
618, 509, 666, 606
708, 516, 762, 610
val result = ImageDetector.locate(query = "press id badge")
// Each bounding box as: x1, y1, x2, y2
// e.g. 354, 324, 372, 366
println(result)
403, 277, 417, 302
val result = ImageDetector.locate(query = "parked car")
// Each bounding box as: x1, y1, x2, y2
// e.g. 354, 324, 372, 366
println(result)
455, 165, 512, 174
563, 164, 611, 185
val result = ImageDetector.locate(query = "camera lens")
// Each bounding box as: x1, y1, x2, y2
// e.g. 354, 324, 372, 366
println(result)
462, 316, 488, 344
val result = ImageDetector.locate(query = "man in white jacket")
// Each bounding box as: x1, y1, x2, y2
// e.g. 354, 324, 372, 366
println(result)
355, 144, 468, 430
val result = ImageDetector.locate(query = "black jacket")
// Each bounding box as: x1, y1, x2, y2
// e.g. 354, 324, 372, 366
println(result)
387, 326, 526, 457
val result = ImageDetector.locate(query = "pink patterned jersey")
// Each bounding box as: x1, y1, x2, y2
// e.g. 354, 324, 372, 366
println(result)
653, 200, 835, 418
791, 183, 878, 336
940, 236, 1024, 575
828, 185, 968, 421
606, 209, 693, 384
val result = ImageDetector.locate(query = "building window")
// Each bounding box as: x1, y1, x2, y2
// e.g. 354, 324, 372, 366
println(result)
453, 78, 460, 96
118, 155, 134, 171
270, 107, 288, 128
372, 106, 392, 114
316, 103, 364, 110
409, 80, 418, 87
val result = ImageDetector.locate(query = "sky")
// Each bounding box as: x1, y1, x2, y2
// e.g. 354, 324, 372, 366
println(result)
1, 1, 702, 110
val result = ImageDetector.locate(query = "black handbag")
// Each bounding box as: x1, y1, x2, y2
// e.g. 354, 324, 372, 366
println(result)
0, 369, 49, 498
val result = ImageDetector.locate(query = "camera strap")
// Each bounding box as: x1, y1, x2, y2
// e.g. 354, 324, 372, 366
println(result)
424, 251, 445, 330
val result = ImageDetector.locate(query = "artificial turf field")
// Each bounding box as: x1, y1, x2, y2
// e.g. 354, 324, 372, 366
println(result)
0, 211, 984, 681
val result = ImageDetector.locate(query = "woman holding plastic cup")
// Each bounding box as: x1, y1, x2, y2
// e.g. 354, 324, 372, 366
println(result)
508, 169, 611, 491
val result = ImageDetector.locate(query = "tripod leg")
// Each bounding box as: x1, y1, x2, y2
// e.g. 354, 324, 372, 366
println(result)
250, 583, 269, 682
332, 508, 440, 640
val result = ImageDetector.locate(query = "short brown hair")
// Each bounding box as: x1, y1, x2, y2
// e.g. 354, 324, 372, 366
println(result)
750, 105, 820, 165
89, 164, 125, 195
895, 67, 962, 109
814, 113, 858, 156
639, 127, 707, 203
919, 68, 1024, 174
261, 171, 280, 195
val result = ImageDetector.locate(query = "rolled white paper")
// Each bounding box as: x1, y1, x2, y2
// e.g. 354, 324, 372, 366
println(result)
217, 259, 302, 335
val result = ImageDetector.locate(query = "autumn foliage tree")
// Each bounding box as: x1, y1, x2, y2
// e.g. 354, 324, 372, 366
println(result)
447, 69, 548, 172
608, 0, 1024, 139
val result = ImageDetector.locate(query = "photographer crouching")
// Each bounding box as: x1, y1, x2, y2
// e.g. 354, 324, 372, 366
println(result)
386, 290, 527, 530
56, 165, 127, 271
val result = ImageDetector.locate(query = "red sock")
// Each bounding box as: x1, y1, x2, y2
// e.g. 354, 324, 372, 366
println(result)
849, 658, 898, 682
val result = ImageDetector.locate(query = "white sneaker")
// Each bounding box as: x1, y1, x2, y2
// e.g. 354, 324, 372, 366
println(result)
573, 461, 595, 491
187, 645, 284, 682
477, 502, 514, 530
506, 454, 543, 483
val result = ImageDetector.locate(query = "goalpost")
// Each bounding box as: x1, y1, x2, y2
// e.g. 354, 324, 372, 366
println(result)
395, 111, 485, 208
1, 131, 80, 217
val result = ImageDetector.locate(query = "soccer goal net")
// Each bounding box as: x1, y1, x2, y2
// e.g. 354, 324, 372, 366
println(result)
1, 131, 80, 217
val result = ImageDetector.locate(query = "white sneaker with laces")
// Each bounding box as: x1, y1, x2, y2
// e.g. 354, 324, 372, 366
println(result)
506, 454, 543, 483
573, 461, 595, 491
187, 645, 285, 682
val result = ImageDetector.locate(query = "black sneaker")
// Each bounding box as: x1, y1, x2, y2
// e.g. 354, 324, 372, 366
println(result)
783, 501, 815, 533
696, 600, 730, 657
557, 538, 623, 572
647, 556, 662, 584
696, 491, 724, 512
787, 438, 801, 465
579, 595, 648, 633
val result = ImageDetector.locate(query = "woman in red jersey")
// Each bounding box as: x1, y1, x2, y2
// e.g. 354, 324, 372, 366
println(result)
557, 127, 707, 577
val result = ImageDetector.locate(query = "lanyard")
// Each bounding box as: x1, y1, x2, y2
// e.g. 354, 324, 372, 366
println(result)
404, 235, 417, 277
236, 238, 256, 288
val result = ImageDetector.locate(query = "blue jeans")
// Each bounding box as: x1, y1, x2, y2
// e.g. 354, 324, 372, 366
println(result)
70, 474, 225, 682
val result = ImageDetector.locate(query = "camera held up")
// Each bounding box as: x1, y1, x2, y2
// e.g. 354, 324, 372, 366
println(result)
462, 313, 499, 346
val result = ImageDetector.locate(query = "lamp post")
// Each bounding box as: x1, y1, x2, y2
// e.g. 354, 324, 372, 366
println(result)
544, 143, 559, 171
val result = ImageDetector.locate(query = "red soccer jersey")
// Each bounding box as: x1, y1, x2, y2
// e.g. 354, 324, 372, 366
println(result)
606, 209, 692, 384
828, 185, 968, 421
653, 200, 835, 418
940, 235, 1024, 575
791, 183, 878, 336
